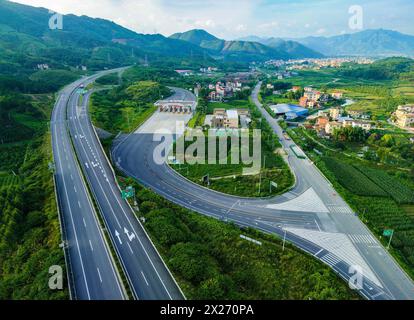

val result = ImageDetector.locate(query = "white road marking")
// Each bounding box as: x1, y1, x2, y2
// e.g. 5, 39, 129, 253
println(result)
127, 242, 134, 254
314, 219, 322, 232
83, 218, 87, 228
89, 240, 94, 252
78, 201, 82, 209
141, 271, 149, 286
97, 268, 103, 283
314, 249, 323, 257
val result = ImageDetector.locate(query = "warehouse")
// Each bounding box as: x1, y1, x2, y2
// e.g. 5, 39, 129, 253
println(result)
269, 104, 309, 120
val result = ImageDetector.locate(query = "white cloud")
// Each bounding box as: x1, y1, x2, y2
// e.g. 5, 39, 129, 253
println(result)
258, 21, 279, 30
316, 28, 326, 34
235, 24, 246, 32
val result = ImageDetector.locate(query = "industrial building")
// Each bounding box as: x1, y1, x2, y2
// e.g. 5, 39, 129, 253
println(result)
269, 104, 309, 120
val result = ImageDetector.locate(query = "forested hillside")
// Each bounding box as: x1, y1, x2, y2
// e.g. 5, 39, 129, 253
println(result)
0, 90, 67, 299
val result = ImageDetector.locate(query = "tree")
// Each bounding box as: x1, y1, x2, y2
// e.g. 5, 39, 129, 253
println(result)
333, 126, 367, 142
380, 134, 396, 148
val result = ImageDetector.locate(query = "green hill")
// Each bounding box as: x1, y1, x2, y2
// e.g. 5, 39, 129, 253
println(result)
238, 36, 323, 59
170, 29, 218, 46
171, 29, 324, 61
0, 0, 211, 74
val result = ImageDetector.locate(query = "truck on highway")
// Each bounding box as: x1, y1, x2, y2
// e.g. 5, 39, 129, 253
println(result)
283, 131, 291, 141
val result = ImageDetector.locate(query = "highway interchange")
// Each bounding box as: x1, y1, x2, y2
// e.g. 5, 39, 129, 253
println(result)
112, 83, 414, 300
52, 69, 414, 300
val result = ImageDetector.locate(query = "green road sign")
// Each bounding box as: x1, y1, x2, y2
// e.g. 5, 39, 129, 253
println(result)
383, 229, 394, 237
122, 186, 135, 200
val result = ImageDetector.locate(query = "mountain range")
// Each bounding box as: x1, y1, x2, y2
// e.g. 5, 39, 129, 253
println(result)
239, 29, 414, 57
0, 0, 211, 74
170, 29, 323, 61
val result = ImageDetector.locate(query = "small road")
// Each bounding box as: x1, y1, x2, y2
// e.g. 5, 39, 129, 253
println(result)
113, 84, 414, 300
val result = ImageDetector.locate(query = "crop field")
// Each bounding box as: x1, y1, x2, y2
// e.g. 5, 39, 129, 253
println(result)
322, 157, 388, 197
0, 173, 20, 191
402, 205, 414, 218
356, 166, 414, 204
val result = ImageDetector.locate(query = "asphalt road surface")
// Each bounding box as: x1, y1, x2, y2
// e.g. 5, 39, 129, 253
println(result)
51, 73, 125, 300
67, 75, 184, 300
113, 84, 414, 300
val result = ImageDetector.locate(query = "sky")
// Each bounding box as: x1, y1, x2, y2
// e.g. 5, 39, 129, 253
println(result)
10, 0, 414, 39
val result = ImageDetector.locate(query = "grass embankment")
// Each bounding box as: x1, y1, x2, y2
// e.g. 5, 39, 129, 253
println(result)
89, 80, 169, 134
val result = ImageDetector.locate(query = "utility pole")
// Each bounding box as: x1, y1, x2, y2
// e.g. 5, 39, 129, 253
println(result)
282, 228, 287, 252
387, 230, 394, 250
258, 171, 262, 195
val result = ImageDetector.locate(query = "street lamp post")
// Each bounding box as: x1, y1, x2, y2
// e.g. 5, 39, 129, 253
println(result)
282, 228, 287, 252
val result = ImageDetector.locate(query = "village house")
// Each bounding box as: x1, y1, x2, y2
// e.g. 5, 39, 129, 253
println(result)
330, 108, 342, 120
325, 121, 342, 135
175, 69, 193, 76
351, 120, 372, 131
315, 116, 330, 132
347, 110, 371, 120
208, 91, 223, 102
306, 100, 318, 109
211, 109, 240, 129
299, 97, 308, 108
304, 90, 321, 102
394, 105, 414, 128
37, 63, 49, 70
331, 91, 344, 99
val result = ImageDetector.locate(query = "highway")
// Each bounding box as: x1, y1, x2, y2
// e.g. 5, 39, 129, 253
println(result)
51, 73, 125, 300
67, 76, 184, 300
113, 84, 414, 300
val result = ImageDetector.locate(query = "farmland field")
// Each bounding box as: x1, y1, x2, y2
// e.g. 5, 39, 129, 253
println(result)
0, 173, 20, 191
322, 157, 388, 197
356, 166, 414, 204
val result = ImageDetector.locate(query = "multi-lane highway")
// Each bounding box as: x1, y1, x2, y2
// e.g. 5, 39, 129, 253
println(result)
51, 73, 125, 300
113, 84, 414, 300
66, 76, 184, 300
